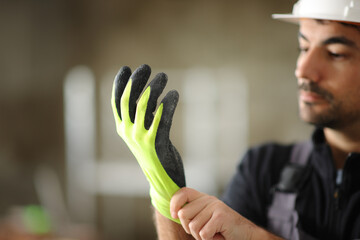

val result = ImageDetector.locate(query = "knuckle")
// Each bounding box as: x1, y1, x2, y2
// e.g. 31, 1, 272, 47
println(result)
208, 195, 218, 201
212, 213, 223, 224
213, 208, 226, 220
177, 209, 186, 219
188, 221, 197, 231
182, 187, 191, 195
199, 229, 211, 240
207, 197, 222, 209
189, 220, 201, 234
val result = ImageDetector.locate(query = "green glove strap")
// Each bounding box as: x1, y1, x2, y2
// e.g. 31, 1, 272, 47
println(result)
111, 75, 181, 223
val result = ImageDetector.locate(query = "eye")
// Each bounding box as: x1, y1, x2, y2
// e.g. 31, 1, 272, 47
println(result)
298, 47, 309, 53
328, 51, 346, 59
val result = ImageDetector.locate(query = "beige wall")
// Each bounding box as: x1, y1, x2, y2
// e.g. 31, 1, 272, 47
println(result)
0, 0, 313, 239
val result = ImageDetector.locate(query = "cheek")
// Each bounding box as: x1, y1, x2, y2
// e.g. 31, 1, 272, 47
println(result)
334, 73, 360, 108
348, 82, 360, 105
343, 69, 360, 92
329, 64, 360, 94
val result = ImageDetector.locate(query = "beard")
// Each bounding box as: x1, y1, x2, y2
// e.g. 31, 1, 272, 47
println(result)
300, 101, 340, 128
298, 81, 344, 129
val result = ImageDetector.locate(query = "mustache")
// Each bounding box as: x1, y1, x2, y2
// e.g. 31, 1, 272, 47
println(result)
298, 82, 333, 101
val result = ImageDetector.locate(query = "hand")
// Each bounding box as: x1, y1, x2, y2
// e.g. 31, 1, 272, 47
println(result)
170, 188, 264, 240
111, 64, 186, 223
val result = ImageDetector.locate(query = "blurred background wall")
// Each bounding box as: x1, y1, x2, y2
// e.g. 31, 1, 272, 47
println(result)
0, 0, 313, 239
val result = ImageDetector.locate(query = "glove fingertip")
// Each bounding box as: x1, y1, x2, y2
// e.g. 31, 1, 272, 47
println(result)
155, 90, 179, 139
162, 90, 179, 111
115, 66, 132, 84
154, 72, 168, 85
129, 64, 152, 123
131, 64, 151, 81
139, 64, 151, 73
144, 73, 169, 130
114, 66, 132, 120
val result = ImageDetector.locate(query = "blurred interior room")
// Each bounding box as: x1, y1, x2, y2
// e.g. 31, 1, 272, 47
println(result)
0, 0, 312, 239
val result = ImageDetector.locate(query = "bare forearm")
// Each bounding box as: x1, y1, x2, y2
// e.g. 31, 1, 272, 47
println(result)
154, 209, 194, 240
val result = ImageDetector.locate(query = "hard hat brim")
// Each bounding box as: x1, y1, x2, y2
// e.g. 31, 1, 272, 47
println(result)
272, 14, 301, 24
272, 13, 360, 26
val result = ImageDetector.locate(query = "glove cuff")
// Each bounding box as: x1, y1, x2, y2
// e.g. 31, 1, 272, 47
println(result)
150, 186, 181, 224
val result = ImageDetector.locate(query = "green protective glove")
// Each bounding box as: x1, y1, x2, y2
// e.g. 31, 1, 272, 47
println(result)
23, 205, 51, 235
111, 64, 186, 223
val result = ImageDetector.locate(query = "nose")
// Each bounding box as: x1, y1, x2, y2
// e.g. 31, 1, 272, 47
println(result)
295, 48, 322, 83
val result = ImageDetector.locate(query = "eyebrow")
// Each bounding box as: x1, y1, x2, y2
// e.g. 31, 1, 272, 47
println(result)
298, 31, 358, 49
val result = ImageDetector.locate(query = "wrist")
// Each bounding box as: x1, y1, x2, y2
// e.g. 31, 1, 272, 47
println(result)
150, 186, 181, 224
154, 209, 194, 240
236, 217, 283, 240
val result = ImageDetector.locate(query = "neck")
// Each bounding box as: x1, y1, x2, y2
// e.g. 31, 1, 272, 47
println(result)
324, 127, 360, 169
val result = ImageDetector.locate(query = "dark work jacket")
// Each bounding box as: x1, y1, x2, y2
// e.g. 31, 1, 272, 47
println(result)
222, 128, 360, 239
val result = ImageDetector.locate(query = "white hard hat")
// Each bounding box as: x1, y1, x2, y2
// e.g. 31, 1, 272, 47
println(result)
272, 0, 360, 24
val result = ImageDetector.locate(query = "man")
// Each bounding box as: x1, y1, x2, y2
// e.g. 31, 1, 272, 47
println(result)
112, 0, 360, 239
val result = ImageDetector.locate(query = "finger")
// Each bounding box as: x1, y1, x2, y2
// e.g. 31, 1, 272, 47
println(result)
176, 194, 212, 236
199, 212, 225, 240
150, 90, 179, 137
153, 90, 186, 188
129, 64, 151, 123
144, 72, 168, 130
177, 194, 211, 222
120, 80, 133, 123
187, 205, 213, 240
170, 188, 203, 219
199, 205, 229, 239
112, 66, 132, 121
149, 102, 163, 141
135, 87, 150, 132
157, 90, 179, 139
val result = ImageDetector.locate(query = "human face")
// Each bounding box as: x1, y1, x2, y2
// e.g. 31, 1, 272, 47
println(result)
295, 19, 360, 129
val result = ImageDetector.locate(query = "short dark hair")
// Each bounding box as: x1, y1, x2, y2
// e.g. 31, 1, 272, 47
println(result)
316, 19, 360, 32
340, 22, 360, 33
